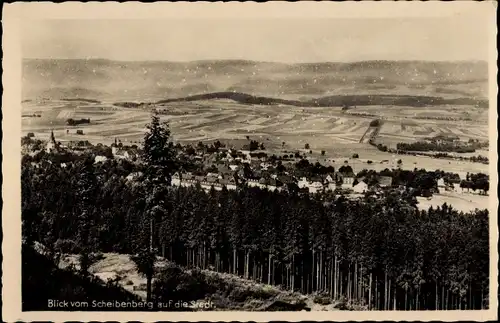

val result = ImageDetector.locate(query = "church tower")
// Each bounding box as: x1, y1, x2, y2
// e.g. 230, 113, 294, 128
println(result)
46, 130, 58, 153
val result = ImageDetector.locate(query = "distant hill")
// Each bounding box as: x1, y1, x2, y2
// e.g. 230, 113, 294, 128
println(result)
22, 59, 489, 101
153, 91, 488, 108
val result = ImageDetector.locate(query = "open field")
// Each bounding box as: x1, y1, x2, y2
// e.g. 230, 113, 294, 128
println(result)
22, 95, 489, 176
416, 191, 489, 213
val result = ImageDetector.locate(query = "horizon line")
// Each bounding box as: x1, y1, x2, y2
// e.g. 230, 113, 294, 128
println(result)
22, 57, 488, 65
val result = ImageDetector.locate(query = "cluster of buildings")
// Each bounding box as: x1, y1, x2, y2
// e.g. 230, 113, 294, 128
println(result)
170, 169, 395, 195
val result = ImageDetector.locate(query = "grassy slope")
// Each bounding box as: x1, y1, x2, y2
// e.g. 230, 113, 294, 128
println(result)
22, 244, 141, 311
59, 252, 355, 311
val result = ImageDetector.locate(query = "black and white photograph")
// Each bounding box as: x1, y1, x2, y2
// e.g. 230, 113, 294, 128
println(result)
2, 2, 498, 321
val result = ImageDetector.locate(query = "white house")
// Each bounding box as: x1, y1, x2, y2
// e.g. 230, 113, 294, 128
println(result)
342, 175, 355, 185
298, 177, 309, 189
437, 178, 445, 188
324, 174, 335, 183
94, 155, 108, 164
308, 181, 324, 194
229, 164, 239, 171
247, 180, 266, 189
327, 182, 336, 191
353, 181, 369, 194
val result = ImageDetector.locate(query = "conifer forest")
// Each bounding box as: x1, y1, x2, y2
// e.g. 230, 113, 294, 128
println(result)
21, 115, 490, 311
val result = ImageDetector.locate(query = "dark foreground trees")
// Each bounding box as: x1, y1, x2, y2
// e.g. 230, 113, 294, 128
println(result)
22, 152, 490, 310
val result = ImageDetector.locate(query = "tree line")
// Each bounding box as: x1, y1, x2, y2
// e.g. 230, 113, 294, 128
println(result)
396, 141, 476, 154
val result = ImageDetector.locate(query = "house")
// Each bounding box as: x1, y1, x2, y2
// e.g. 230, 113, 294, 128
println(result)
260, 162, 272, 170
342, 175, 355, 185
327, 182, 337, 191
298, 177, 309, 189
113, 147, 139, 160
267, 178, 278, 190
206, 177, 218, 184
237, 169, 247, 179
379, 176, 393, 188
247, 178, 266, 189
324, 174, 335, 183
340, 174, 355, 190
194, 176, 206, 183
437, 178, 446, 188
184, 174, 195, 182
229, 164, 239, 171
353, 180, 369, 194
308, 181, 324, 193
310, 175, 324, 183
94, 155, 108, 164
219, 178, 237, 190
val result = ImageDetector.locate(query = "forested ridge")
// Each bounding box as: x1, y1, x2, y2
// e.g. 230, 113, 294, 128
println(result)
22, 115, 490, 311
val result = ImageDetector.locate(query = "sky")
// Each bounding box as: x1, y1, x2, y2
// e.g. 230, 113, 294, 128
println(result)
21, 17, 489, 63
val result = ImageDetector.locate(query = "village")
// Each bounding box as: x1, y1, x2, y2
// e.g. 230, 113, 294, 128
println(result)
23, 130, 488, 207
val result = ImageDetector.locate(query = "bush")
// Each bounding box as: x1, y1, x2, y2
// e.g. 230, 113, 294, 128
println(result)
54, 239, 81, 254
313, 294, 332, 305
153, 266, 216, 302
251, 287, 279, 300
90, 252, 105, 263
367, 160, 373, 164
228, 287, 255, 302
333, 296, 348, 310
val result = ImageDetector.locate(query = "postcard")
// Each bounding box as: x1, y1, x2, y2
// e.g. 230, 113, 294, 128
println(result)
2, 1, 498, 321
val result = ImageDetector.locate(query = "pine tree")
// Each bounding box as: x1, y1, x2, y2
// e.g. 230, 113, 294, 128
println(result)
132, 112, 177, 302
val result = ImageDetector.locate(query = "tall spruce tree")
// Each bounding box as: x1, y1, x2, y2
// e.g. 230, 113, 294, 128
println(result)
133, 112, 177, 302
